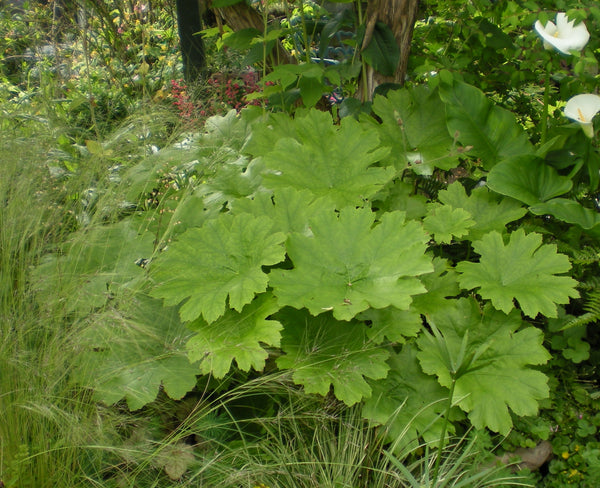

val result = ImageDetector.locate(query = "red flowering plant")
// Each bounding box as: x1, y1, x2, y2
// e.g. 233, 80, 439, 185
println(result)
169, 70, 263, 126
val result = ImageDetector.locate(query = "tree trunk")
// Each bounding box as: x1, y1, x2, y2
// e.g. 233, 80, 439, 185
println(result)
177, 0, 206, 82
360, 0, 419, 100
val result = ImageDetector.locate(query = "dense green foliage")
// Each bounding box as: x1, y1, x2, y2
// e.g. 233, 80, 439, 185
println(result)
2, 0, 600, 486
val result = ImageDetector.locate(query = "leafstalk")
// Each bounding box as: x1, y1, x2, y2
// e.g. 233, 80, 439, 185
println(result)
540, 61, 551, 146
298, 0, 312, 64
356, 0, 368, 102
431, 377, 457, 485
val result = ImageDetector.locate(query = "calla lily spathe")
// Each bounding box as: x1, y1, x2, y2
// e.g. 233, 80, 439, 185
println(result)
534, 13, 590, 54
564, 94, 600, 138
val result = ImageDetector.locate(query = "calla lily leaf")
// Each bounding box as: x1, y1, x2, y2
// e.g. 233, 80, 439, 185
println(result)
530, 198, 600, 238
487, 155, 572, 206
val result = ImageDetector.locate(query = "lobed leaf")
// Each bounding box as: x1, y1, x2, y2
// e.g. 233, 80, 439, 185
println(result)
270, 206, 432, 321
186, 293, 282, 378
424, 204, 475, 244
417, 298, 551, 435
230, 187, 336, 236
456, 229, 579, 318
362, 344, 454, 454
411, 257, 461, 315
74, 294, 198, 411
437, 182, 527, 241
257, 110, 394, 207
151, 213, 286, 323
371, 85, 459, 174
276, 308, 390, 406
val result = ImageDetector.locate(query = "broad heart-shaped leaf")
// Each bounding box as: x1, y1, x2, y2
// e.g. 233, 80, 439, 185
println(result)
258, 110, 394, 208
362, 344, 454, 454
437, 182, 527, 241
456, 229, 579, 318
423, 204, 475, 244
186, 293, 282, 378
150, 213, 286, 323
371, 85, 459, 174
487, 156, 573, 206
439, 79, 533, 170
417, 298, 551, 435
270, 207, 432, 321
276, 308, 390, 406
530, 198, 600, 238
361, 21, 400, 77
73, 294, 198, 411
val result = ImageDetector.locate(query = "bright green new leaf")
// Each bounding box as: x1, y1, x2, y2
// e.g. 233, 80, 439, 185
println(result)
362, 344, 454, 454
424, 204, 475, 244
417, 298, 551, 435
258, 110, 394, 207
437, 182, 527, 241
487, 156, 573, 205
186, 293, 282, 378
371, 85, 459, 173
298, 74, 327, 108
74, 294, 198, 411
151, 213, 286, 323
276, 308, 390, 406
270, 207, 432, 321
456, 230, 579, 318
222, 28, 261, 50
440, 79, 533, 170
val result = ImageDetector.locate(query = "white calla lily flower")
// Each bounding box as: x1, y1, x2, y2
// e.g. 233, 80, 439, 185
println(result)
534, 13, 590, 54
564, 94, 600, 138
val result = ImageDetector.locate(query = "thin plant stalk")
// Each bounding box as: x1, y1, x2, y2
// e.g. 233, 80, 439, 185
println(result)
431, 377, 457, 485
540, 61, 551, 146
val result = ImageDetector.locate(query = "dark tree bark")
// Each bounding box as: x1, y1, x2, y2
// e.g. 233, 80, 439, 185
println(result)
176, 0, 206, 82
360, 0, 419, 100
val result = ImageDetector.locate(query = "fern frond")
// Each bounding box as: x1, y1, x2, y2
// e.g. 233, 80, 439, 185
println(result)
562, 289, 600, 331
556, 242, 600, 266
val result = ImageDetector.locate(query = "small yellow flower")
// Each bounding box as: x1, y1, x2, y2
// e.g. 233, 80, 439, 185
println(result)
562, 451, 570, 459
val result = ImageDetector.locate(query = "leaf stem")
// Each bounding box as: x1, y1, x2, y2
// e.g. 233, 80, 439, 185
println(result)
540, 62, 551, 146
432, 376, 456, 484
